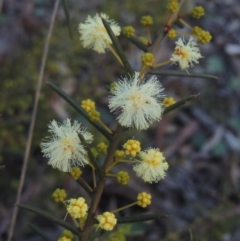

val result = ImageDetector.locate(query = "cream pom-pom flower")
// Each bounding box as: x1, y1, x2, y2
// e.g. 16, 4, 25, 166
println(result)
170, 37, 203, 70
108, 72, 164, 130
133, 148, 169, 183
78, 13, 121, 53
40, 119, 93, 172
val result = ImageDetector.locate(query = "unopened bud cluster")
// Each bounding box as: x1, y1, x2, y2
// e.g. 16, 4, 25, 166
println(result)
70, 167, 82, 180
117, 171, 130, 185
52, 188, 67, 202
167, 0, 179, 13
123, 139, 141, 157
163, 97, 176, 107
168, 29, 177, 39
140, 15, 153, 27
122, 26, 135, 38
81, 99, 95, 112
141, 53, 155, 67
137, 192, 152, 208
192, 26, 212, 44
97, 212, 117, 231
97, 142, 108, 154
191, 6, 205, 19
58, 230, 73, 241
114, 150, 125, 160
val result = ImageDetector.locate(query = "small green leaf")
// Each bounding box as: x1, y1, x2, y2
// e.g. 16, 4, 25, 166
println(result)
150, 70, 218, 79
117, 214, 170, 224
189, 228, 193, 241
101, 18, 134, 75
61, 0, 73, 39
47, 82, 111, 140
163, 94, 199, 115
28, 223, 54, 241
18, 204, 81, 236
77, 133, 103, 178
125, 36, 148, 52
149, 31, 167, 54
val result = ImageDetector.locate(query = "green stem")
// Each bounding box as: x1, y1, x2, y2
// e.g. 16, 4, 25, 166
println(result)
90, 164, 96, 189
98, 119, 112, 134
78, 176, 93, 193
81, 125, 123, 241
153, 60, 171, 69
106, 173, 117, 177
107, 44, 124, 66
178, 18, 192, 30
105, 159, 119, 173
146, 27, 152, 43
111, 202, 137, 213
175, 29, 192, 36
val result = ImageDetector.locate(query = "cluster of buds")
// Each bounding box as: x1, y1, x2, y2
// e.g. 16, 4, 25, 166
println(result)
165, 0, 211, 44
38, 2, 213, 240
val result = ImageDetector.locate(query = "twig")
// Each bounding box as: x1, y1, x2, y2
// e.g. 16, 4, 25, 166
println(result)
7, 1, 60, 240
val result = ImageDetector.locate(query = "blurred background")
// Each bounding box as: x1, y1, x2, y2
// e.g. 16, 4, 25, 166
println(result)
1, 0, 240, 240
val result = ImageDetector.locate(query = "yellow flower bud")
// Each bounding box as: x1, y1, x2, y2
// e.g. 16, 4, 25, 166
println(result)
122, 26, 135, 38
114, 150, 125, 160
52, 188, 67, 202
123, 139, 141, 157
81, 99, 95, 112
67, 197, 88, 219
97, 142, 108, 154
141, 53, 155, 67
70, 167, 82, 180
117, 171, 130, 185
163, 97, 176, 108
140, 15, 153, 27
137, 192, 152, 208
167, 0, 179, 13
88, 109, 100, 121
59, 230, 73, 240
168, 29, 177, 39
191, 6, 205, 19
96, 212, 117, 231
192, 26, 212, 44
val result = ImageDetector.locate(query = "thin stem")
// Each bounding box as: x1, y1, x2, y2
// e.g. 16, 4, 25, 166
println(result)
81, 125, 123, 241
119, 159, 137, 163
106, 173, 117, 177
179, 18, 192, 30
98, 119, 112, 134
146, 27, 152, 43
153, 60, 171, 69
175, 29, 192, 36
7, 1, 60, 240
111, 202, 137, 213
79, 176, 94, 193
107, 44, 124, 66
105, 160, 119, 173
139, 65, 147, 79
91, 164, 96, 189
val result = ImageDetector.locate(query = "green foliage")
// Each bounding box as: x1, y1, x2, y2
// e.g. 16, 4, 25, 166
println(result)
18, 204, 81, 236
